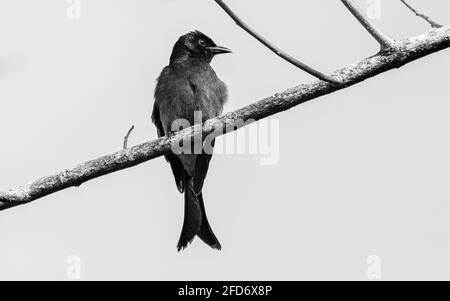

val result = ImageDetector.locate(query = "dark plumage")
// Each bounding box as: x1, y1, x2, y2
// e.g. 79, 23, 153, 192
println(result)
152, 31, 231, 251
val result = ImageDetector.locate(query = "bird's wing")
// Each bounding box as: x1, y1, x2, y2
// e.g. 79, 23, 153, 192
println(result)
151, 100, 187, 193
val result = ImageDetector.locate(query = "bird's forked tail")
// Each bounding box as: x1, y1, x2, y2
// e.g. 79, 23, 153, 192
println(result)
177, 187, 221, 251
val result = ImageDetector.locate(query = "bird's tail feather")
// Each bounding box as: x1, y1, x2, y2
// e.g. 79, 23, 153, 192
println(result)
177, 186, 221, 251
197, 192, 221, 250
177, 187, 202, 251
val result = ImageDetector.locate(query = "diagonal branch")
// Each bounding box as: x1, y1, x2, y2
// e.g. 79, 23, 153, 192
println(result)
341, 0, 395, 50
1, 25, 449, 212
213, 0, 342, 85
400, 0, 443, 28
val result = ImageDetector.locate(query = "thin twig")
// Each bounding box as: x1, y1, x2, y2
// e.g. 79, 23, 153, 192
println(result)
123, 125, 135, 149
400, 0, 443, 28
1, 25, 449, 212
213, 0, 342, 85
341, 0, 395, 50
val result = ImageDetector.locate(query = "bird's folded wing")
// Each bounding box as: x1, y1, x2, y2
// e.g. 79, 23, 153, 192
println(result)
151, 101, 187, 193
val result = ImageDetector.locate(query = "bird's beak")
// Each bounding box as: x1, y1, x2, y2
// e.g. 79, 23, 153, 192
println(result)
208, 45, 232, 55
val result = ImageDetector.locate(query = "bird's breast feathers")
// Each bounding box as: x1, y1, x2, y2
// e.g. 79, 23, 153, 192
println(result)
155, 61, 227, 134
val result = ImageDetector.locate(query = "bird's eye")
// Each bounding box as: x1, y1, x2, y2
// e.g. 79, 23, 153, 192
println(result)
198, 39, 206, 46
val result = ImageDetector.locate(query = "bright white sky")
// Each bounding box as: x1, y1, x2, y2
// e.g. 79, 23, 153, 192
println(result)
0, 0, 449, 280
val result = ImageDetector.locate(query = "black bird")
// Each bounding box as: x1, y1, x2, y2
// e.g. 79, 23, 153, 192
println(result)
152, 31, 231, 251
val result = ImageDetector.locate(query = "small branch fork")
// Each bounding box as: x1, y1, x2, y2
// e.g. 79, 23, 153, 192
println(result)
213, 0, 400, 84
213, 0, 342, 85
340, 0, 395, 51
215, 0, 444, 69
400, 0, 443, 28
123, 125, 135, 149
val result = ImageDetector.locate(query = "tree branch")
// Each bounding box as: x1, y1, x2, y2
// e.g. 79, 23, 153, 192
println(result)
1, 25, 449, 212
341, 0, 395, 50
400, 0, 443, 28
213, 0, 342, 85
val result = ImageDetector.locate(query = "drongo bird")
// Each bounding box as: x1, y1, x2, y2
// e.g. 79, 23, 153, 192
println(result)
151, 31, 231, 251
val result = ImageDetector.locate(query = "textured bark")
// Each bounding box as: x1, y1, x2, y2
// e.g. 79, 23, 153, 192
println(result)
1, 26, 449, 211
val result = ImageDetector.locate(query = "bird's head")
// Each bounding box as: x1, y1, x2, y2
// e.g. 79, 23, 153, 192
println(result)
170, 31, 231, 64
